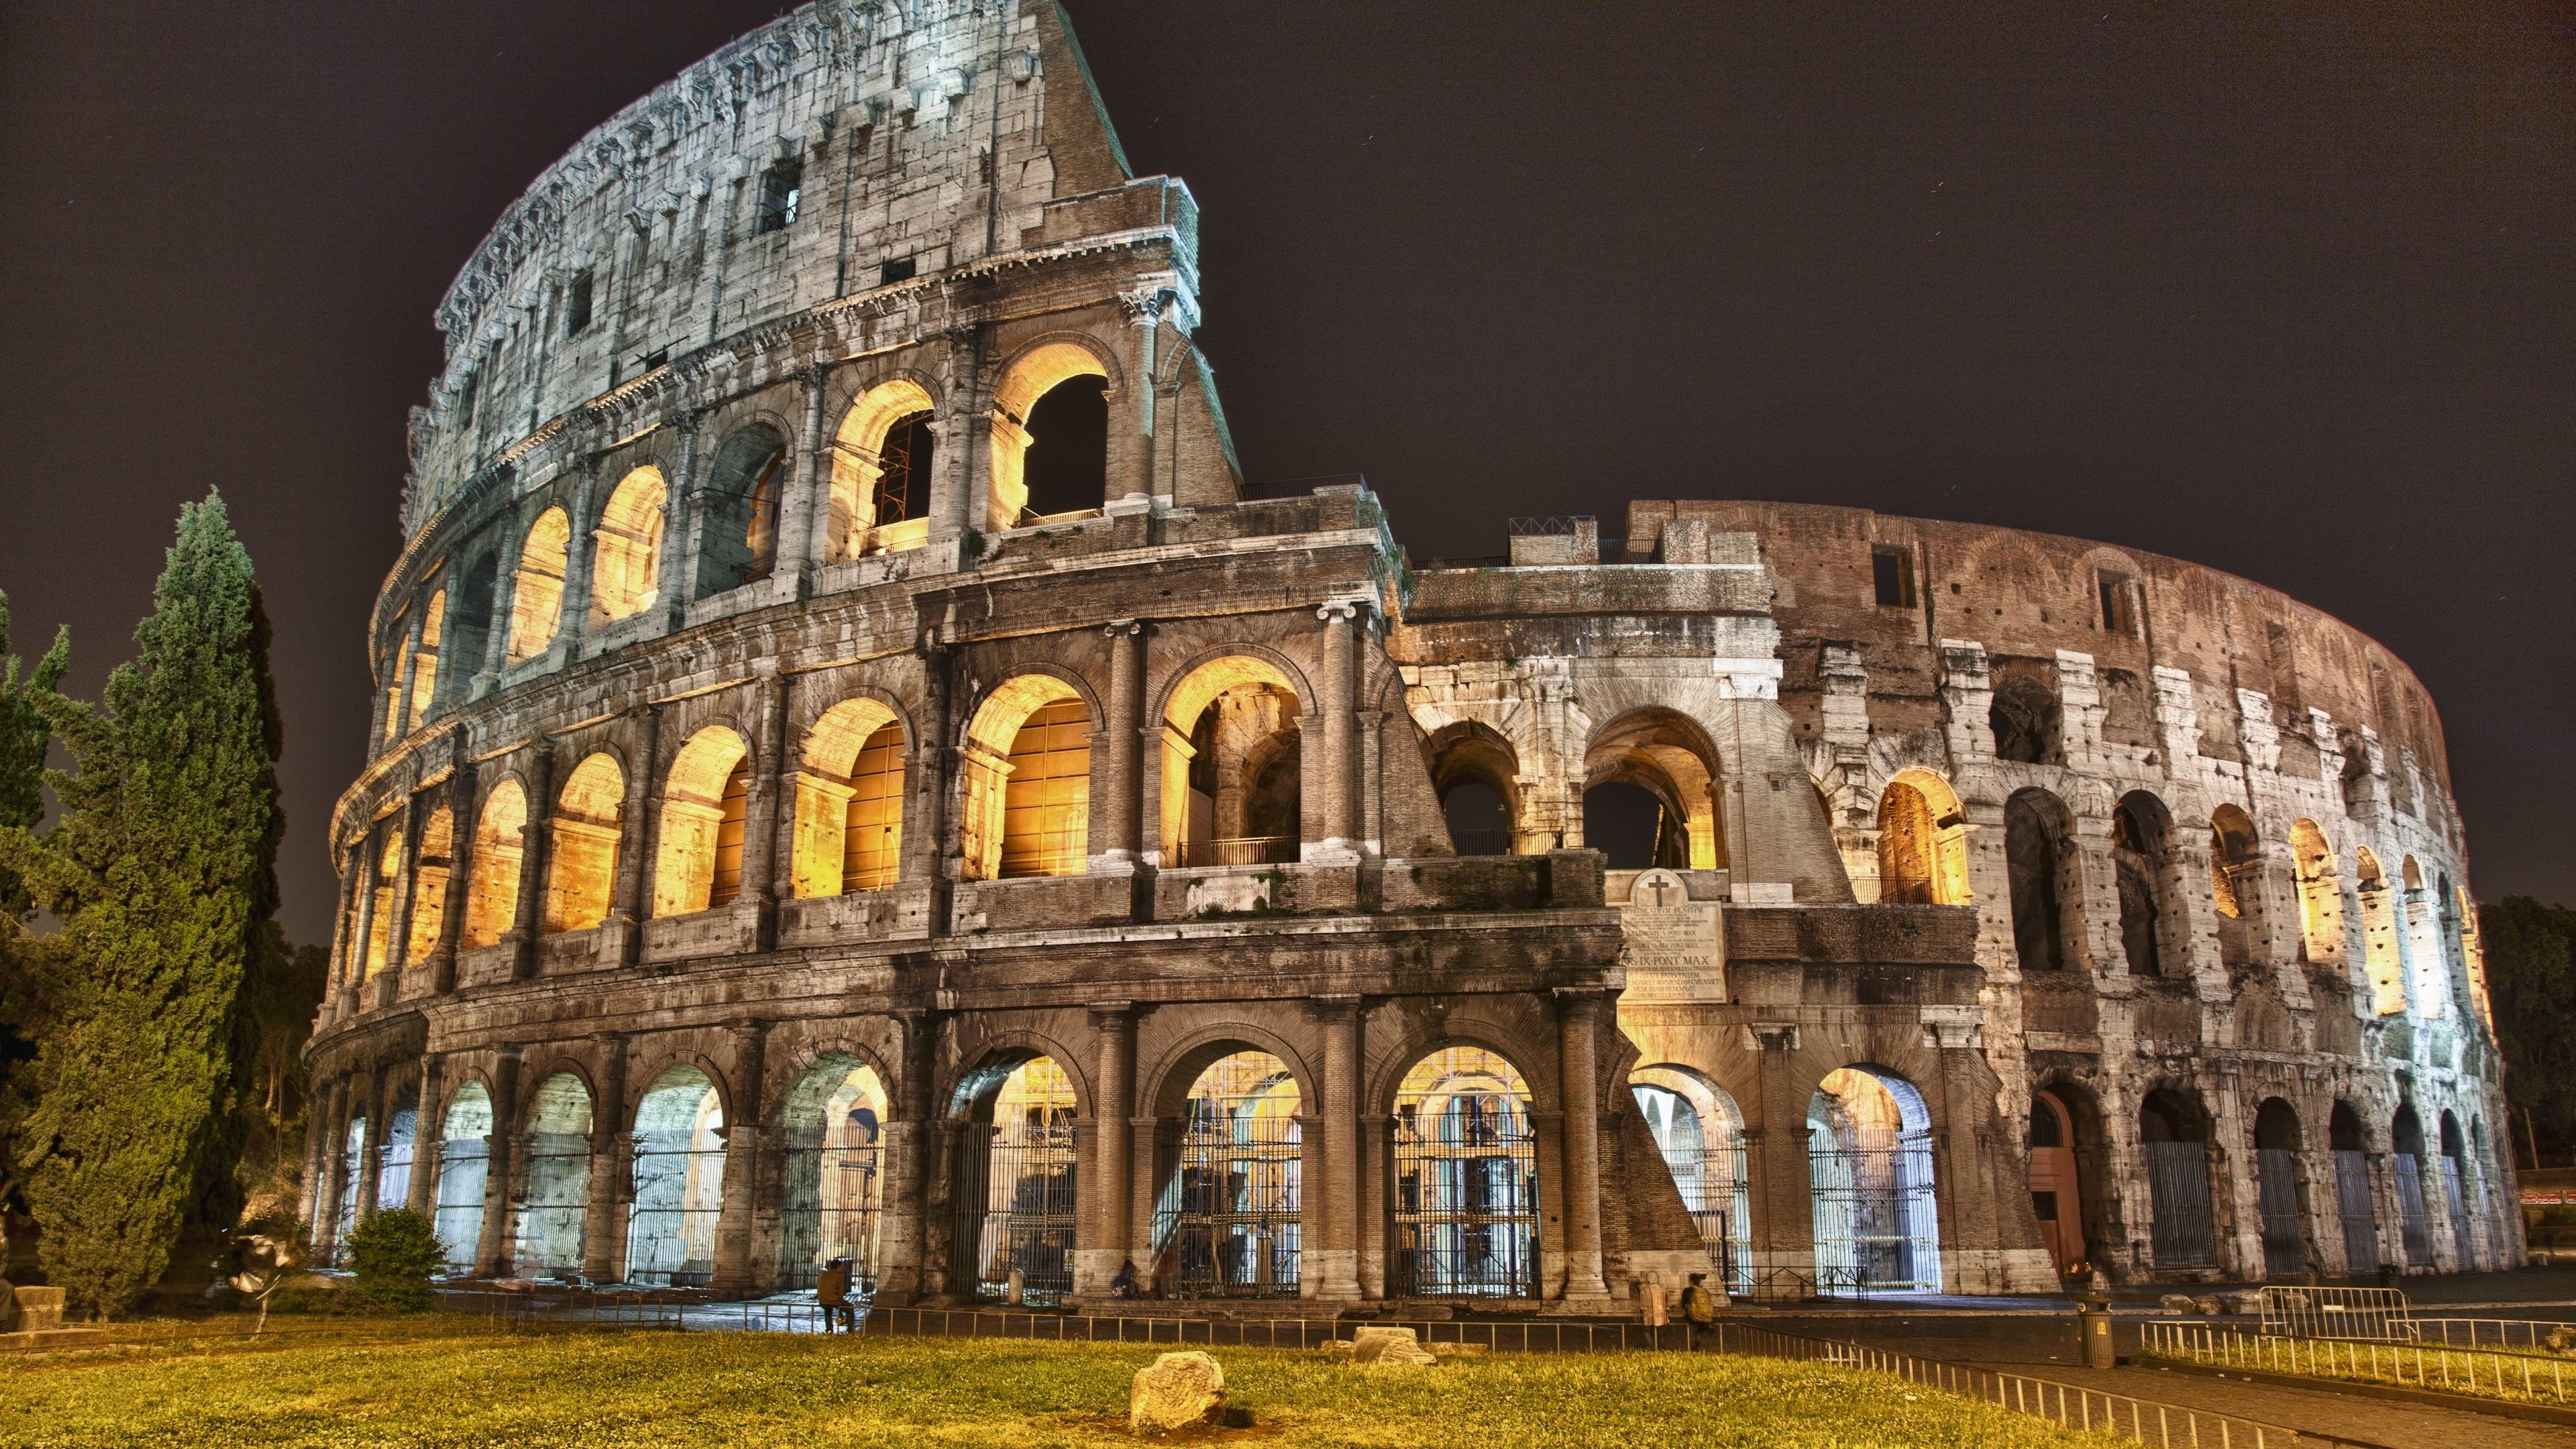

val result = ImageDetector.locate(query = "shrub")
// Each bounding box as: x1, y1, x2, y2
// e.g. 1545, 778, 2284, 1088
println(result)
340, 1209, 443, 1314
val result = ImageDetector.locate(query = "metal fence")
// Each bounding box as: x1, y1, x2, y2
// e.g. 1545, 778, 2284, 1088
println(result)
2141, 1320, 2575, 1406
2256, 1285, 2414, 1341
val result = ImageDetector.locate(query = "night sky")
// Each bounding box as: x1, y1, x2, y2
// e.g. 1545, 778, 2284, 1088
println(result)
2, 2, 2569, 948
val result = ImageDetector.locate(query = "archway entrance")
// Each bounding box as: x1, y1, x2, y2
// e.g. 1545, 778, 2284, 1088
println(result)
2329, 1104, 2379, 1276
1391, 1046, 1538, 1298
1154, 1051, 1301, 1298
625, 1067, 726, 1287
2141, 1090, 2216, 1270
2438, 1112, 2473, 1269
433, 1082, 494, 1274
2392, 1106, 2431, 1267
377, 1105, 418, 1214
780, 1057, 889, 1292
1808, 1066, 1941, 1293
2253, 1099, 2308, 1279
953, 1056, 1078, 1305
2028, 1089, 2086, 1278
513, 1073, 592, 1281
1632, 1066, 1752, 1293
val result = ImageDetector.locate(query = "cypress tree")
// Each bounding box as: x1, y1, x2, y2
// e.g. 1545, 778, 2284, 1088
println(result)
0, 591, 69, 920
0, 494, 283, 1318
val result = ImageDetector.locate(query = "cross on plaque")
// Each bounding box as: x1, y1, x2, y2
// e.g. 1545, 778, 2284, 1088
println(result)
1638, 869, 1681, 908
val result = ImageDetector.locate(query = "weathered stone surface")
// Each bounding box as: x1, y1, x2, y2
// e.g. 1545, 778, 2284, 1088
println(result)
1351, 1327, 1439, 1366
1130, 1351, 1225, 1434
4, 1285, 66, 1332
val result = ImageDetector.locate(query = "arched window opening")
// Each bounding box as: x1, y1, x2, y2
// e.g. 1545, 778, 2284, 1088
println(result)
433, 1081, 494, 1274
1428, 722, 1521, 858
792, 700, 906, 897
1152, 1051, 1302, 1299
960, 676, 1091, 881
513, 1073, 592, 1280
695, 428, 788, 600
364, 835, 400, 979
2289, 820, 2342, 965
2005, 789, 2080, 973
1163, 659, 1303, 868
1633, 1065, 1752, 1293
462, 780, 527, 950
953, 1055, 1078, 1306
1583, 782, 1674, 869
1809, 1066, 1941, 1293
1988, 673, 2061, 765
2391, 1106, 2431, 1267
588, 467, 667, 627
625, 1066, 726, 1287
381, 612, 411, 744
2253, 1099, 2308, 1279
650, 727, 750, 918
780, 1057, 888, 1293
2355, 850, 2406, 1015
406, 808, 454, 963
2139, 1090, 2216, 1270
873, 413, 932, 528
2111, 792, 2171, 976
376, 1104, 418, 1214
2457, 882, 2491, 1027
332, 1114, 367, 1262
446, 553, 498, 700
2437, 1112, 2473, 1270
543, 753, 624, 934
1876, 771, 1969, 905
2329, 1103, 2379, 1276
2210, 804, 2263, 965
989, 343, 1111, 529
828, 379, 938, 558
504, 507, 571, 666
1392, 1045, 1539, 1298
2027, 1088, 2087, 1279
1584, 710, 1725, 869
2337, 727, 2373, 816
406, 589, 445, 732
2469, 1117, 2502, 1268
2400, 857, 2445, 1018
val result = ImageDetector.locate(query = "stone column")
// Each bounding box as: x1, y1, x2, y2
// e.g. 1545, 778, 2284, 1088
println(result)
876, 1008, 941, 1305
1309, 995, 1363, 1300
302, 1074, 343, 1244
315, 1077, 353, 1258
408, 1055, 447, 1216
773, 365, 830, 590
382, 793, 422, 989
324, 843, 362, 1019
474, 1049, 522, 1279
745, 665, 790, 940
712, 1020, 768, 1291
608, 704, 660, 965
655, 414, 702, 627
1358, 1112, 1391, 1299
1118, 289, 1160, 504
582, 1034, 629, 1284
557, 467, 602, 656
476, 513, 526, 694
903, 639, 953, 898
507, 747, 555, 981
1748, 1024, 1811, 1279
354, 1069, 389, 1226
1313, 600, 1363, 861
427, 735, 478, 994
1078, 1002, 1138, 1295
1101, 620, 1146, 865
1555, 987, 1612, 1301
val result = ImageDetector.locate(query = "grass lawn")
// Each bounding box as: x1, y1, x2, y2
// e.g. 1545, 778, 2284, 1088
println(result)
0, 1320, 2116, 1448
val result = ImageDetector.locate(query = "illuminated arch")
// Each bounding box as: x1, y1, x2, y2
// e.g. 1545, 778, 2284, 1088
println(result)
363, 834, 401, 979
504, 507, 571, 665
792, 698, 908, 897
2401, 856, 2446, 1018
778, 1054, 891, 1291
1159, 655, 1303, 867
1809, 1065, 1941, 1293
407, 588, 445, 731
2289, 819, 2343, 965
987, 340, 1112, 530
461, 778, 527, 949
1390, 1044, 1540, 1298
512, 1071, 593, 1278
405, 806, 454, 962
1631, 1063, 1752, 1291
651, 727, 751, 917
588, 467, 667, 626
625, 1065, 727, 1286
1583, 708, 1726, 869
1875, 768, 1969, 905
543, 753, 624, 934
2354, 849, 2406, 1014
959, 674, 1093, 880
829, 378, 938, 559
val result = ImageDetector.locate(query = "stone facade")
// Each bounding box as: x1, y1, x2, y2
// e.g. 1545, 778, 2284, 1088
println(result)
305, 1, 2518, 1308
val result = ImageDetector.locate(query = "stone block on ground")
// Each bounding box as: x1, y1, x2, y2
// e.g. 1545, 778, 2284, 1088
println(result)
1428, 1341, 1489, 1358
1351, 1326, 1439, 1366
2159, 1293, 2198, 1314
2192, 1295, 2224, 1316
5, 1286, 65, 1332
1130, 1350, 1226, 1434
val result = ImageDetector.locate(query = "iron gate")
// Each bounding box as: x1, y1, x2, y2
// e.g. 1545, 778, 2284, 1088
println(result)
2440, 1157, 2471, 1269
2144, 1141, 2216, 1269
2255, 1147, 2306, 1279
513, 1133, 591, 1279
625, 1134, 724, 1286
2332, 1149, 2379, 1276
432, 1138, 490, 1274
955, 1115, 1077, 1305
1391, 1087, 1538, 1297
1809, 1132, 1941, 1292
778, 1133, 885, 1291
1161, 1088, 1302, 1297
2392, 1153, 2431, 1265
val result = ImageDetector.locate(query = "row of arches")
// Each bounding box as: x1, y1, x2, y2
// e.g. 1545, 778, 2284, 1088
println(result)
1426, 709, 1731, 869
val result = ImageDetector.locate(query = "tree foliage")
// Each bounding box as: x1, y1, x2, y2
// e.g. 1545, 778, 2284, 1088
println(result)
0, 593, 69, 1258
2484, 896, 2576, 1167
0, 493, 283, 1318
340, 1208, 441, 1313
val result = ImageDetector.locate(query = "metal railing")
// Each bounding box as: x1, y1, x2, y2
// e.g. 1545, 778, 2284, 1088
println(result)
2256, 1285, 2413, 1341
2141, 1320, 2576, 1406
2406, 1318, 2576, 1351
1171, 836, 1299, 869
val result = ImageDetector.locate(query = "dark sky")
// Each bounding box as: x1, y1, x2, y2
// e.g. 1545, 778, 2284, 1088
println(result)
2, 2, 2570, 947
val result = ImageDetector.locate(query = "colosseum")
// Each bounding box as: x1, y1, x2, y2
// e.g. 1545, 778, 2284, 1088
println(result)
303, 1, 2522, 1310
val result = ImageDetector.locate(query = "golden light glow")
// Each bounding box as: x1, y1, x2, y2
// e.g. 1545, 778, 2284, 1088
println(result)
959, 676, 1091, 880
590, 468, 667, 625
545, 753, 624, 934
506, 508, 571, 665
829, 379, 937, 559
986, 343, 1108, 530
792, 698, 906, 898
1876, 768, 1971, 905
462, 780, 527, 950
652, 727, 749, 918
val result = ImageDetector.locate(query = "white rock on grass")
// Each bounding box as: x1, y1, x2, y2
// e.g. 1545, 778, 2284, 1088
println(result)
1350, 1326, 1440, 1366
1130, 1350, 1226, 1435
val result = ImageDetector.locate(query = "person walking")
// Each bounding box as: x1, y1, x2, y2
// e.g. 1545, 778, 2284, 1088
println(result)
1679, 1271, 1719, 1348
816, 1258, 856, 1333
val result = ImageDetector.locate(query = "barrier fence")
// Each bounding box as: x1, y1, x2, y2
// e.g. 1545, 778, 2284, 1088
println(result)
2140, 1320, 2574, 1406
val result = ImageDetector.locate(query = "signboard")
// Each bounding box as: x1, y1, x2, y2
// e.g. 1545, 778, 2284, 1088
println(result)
1619, 868, 1725, 1002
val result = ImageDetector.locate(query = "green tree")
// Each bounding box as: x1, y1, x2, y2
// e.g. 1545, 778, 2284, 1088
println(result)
2482, 896, 2576, 1169
0, 594, 69, 1270
0, 492, 283, 1318
339, 1208, 441, 1314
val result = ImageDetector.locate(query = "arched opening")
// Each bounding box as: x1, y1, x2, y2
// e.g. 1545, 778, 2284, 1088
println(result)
406, 808, 453, 963
1633, 1065, 1752, 1293
829, 378, 938, 558
650, 727, 751, 918
694, 426, 789, 600
1151, 1051, 1302, 1298
951, 1055, 1079, 1306
989, 343, 1112, 528
363, 834, 400, 979
446, 552, 497, 700
779, 1057, 888, 1293
2253, 1099, 2309, 1279
1809, 1065, 1941, 1293
1162, 658, 1302, 867
513, 1072, 592, 1281
2140, 1089, 2216, 1270
1428, 722, 1521, 857
1392, 1045, 1539, 1298
793, 700, 906, 896
2401, 857, 2445, 1018
2437, 1111, 2473, 1269
543, 753, 623, 934
433, 1081, 493, 1274
2329, 1103, 2379, 1276
2005, 789, 2081, 973
332, 1113, 367, 1261
1876, 771, 1970, 905
2111, 792, 2174, 976
376, 1104, 418, 1214
461, 779, 527, 949
1584, 709, 1726, 869
380, 608, 411, 744
2210, 804, 2264, 965
588, 466, 667, 626
2290, 821, 2342, 965
2391, 1105, 2431, 1266
2355, 850, 2406, 1014
625, 1065, 726, 1287
407, 588, 445, 731
959, 676, 1091, 881
504, 507, 570, 666
2469, 1116, 2502, 1267
1988, 673, 2061, 765
2028, 1088, 2087, 1278
2457, 882, 2491, 1026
